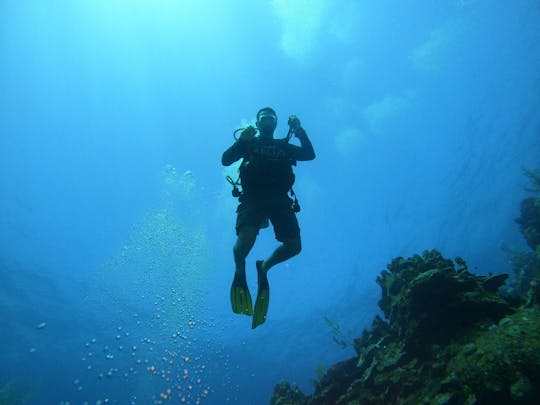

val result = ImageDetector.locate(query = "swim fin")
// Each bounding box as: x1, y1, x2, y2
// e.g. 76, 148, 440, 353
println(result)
230, 272, 253, 316
252, 260, 270, 329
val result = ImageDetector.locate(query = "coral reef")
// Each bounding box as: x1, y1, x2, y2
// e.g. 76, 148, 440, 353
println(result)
272, 251, 540, 405
271, 170, 540, 404
505, 168, 540, 303
516, 197, 540, 251
376, 251, 512, 348
523, 167, 540, 194
502, 244, 540, 300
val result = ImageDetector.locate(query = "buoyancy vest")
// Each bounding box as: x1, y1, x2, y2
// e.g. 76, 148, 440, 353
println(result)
239, 138, 296, 194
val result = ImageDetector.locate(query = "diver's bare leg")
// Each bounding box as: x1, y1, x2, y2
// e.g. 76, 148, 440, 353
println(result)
260, 237, 301, 273
233, 226, 258, 275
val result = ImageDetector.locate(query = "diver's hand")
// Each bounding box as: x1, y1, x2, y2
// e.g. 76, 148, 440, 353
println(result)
288, 115, 302, 133
239, 125, 257, 142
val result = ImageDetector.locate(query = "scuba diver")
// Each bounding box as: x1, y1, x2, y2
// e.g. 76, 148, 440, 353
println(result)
222, 107, 316, 329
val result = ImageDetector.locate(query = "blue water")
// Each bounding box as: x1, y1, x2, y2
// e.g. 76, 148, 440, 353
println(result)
1, 1, 539, 404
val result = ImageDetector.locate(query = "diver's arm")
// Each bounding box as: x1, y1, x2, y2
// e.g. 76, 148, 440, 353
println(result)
290, 127, 316, 161
222, 126, 256, 166
221, 141, 244, 166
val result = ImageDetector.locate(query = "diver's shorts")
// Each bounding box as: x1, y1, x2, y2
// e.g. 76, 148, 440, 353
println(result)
235, 193, 300, 242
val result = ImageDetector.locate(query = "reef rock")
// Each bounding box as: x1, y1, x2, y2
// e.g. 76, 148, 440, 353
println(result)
377, 250, 512, 347
272, 250, 540, 405
516, 197, 540, 251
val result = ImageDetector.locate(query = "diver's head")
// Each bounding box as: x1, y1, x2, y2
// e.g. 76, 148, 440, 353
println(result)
256, 107, 277, 138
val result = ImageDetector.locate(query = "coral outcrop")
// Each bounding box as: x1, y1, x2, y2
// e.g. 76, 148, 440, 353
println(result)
505, 169, 540, 303
272, 170, 540, 404
272, 251, 540, 405
376, 251, 512, 348
516, 197, 540, 251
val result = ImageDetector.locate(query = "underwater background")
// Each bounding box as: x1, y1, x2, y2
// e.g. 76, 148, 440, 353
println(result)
1, 1, 539, 404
